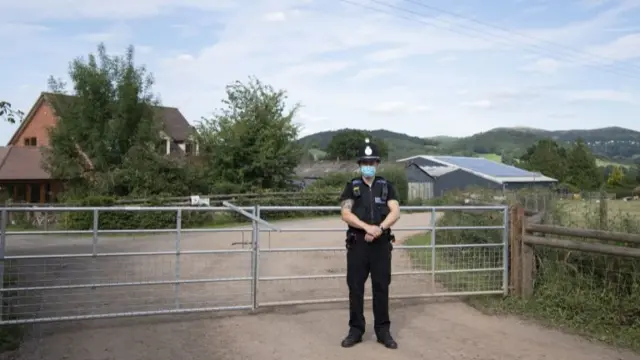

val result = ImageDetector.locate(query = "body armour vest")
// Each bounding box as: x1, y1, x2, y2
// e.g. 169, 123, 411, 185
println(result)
349, 176, 390, 226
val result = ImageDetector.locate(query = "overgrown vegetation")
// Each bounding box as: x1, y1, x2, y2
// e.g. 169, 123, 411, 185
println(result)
404, 189, 640, 352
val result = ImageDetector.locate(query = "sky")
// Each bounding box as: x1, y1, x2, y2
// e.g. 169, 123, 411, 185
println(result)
2, 0, 640, 145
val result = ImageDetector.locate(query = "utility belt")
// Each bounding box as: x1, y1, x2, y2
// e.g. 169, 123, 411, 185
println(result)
345, 228, 396, 250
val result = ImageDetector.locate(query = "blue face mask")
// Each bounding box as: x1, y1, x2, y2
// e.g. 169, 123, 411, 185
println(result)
360, 165, 376, 178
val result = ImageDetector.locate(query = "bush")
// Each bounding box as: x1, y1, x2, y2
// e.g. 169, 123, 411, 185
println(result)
60, 195, 210, 230
306, 168, 409, 204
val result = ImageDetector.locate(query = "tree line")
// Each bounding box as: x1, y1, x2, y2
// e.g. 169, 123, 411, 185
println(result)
519, 138, 640, 196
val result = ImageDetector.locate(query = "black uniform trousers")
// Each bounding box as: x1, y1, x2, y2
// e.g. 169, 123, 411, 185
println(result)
346, 230, 392, 336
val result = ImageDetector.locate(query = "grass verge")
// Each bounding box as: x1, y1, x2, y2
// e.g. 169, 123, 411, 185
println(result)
404, 231, 640, 352
404, 197, 640, 354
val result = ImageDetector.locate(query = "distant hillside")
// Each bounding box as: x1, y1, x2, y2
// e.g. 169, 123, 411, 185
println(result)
298, 128, 438, 160
298, 126, 640, 164
445, 126, 640, 162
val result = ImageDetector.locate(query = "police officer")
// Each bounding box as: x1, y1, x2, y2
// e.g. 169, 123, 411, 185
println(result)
339, 138, 401, 349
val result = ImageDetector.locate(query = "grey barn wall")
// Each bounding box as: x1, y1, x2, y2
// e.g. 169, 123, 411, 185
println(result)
405, 164, 432, 182
432, 169, 501, 197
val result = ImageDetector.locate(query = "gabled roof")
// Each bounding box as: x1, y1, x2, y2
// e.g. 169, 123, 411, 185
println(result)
398, 155, 557, 184
416, 165, 458, 178
8, 92, 194, 145
0, 146, 50, 180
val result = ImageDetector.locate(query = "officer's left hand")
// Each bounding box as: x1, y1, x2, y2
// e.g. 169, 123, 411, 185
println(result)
364, 233, 375, 242
369, 226, 383, 238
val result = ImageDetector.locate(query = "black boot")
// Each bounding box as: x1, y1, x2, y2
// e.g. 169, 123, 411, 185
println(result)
376, 331, 398, 349
340, 329, 363, 348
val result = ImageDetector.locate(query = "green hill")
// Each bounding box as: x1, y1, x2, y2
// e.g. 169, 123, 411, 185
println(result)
298, 128, 438, 160
444, 126, 640, 163
298, 126, 640, 165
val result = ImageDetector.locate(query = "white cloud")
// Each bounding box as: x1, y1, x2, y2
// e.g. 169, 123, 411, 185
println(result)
0, 0, 237, 20
348, 67, 397, 81
521, 58, 563, 73
2, 0, 640, 145
461, 100, 493, 109
561, 89, 637, 103
263, 11, 287, 22
586, 33, 640, 61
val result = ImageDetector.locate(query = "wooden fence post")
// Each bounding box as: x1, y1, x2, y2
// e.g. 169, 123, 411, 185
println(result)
508, 205, 523, 295
520, 210, 535, 298
509, 204, 535, 297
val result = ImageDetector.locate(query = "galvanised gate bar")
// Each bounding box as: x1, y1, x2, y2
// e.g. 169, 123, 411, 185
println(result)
0, 204, 509, 325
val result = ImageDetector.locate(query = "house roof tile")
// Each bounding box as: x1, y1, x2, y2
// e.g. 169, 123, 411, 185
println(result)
0, 146, 51, 180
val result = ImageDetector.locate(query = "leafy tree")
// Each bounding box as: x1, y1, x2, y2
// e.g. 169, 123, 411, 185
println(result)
520, 139, 567, 182
0, 101, 24, 124
44, 43, 174, 196
325, 129, 389, 160
196, 77, 302, 190
607, 165, 624, 187
565, 138, 601, 190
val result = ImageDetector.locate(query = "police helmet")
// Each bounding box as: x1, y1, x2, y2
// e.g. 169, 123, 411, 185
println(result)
357, 138, 381, 163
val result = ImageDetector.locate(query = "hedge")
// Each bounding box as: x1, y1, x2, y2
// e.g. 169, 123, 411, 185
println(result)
57, 169, 410, 230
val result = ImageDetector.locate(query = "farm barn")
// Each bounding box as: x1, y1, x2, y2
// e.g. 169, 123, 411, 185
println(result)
398, 155, 557, 201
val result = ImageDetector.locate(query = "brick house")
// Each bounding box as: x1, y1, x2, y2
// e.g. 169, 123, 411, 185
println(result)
0, 92, 197, 204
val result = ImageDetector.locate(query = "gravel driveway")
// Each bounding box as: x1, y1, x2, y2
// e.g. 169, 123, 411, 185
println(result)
3, 213, 638, 360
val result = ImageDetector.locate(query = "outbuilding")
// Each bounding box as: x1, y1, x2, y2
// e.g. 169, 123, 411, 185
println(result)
398, 155, 557, 200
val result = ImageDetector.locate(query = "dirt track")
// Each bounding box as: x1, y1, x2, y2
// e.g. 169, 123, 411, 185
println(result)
5, 213, 639, 360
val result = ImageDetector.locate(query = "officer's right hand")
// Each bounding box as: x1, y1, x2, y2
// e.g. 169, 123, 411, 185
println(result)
365, 225, 382, 238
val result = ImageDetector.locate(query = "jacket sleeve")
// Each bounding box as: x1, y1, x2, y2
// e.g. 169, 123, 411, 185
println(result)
339, 181, 353, 202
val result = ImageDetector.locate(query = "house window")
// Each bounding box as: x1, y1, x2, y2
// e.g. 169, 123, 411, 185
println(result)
157, 139, 170, 155
23, 137, 37, 146
185, 142, 193, 155
14, 184, 26, 202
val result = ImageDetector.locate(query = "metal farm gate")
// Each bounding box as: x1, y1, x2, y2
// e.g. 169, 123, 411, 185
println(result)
0, 204, 508, 325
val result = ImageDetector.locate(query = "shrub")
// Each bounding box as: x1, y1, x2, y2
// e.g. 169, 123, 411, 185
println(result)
60, 195, 210, 230
306, 168, 408, 204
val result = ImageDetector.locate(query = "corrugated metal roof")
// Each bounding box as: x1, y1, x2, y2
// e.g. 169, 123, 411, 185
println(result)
399, 155, 558, 184
418, 166, 458, 177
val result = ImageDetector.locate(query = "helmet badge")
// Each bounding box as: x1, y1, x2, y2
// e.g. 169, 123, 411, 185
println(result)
364, 138, 370, 143
364, 146, 373, 156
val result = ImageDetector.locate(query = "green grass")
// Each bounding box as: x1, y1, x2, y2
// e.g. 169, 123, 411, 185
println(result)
556, 199, 640, 227
595, 158, 630, 168
476, 153, 503, 162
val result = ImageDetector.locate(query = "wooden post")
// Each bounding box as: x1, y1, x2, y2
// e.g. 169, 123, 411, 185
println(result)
520, 211, 535, 298
509, 205, 523, 295
598, 189, 608, 230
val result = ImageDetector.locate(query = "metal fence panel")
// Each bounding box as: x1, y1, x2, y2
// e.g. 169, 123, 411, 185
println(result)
254, 205, 508, 308
0, 204, 509, 324
0, 206, 255, 325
